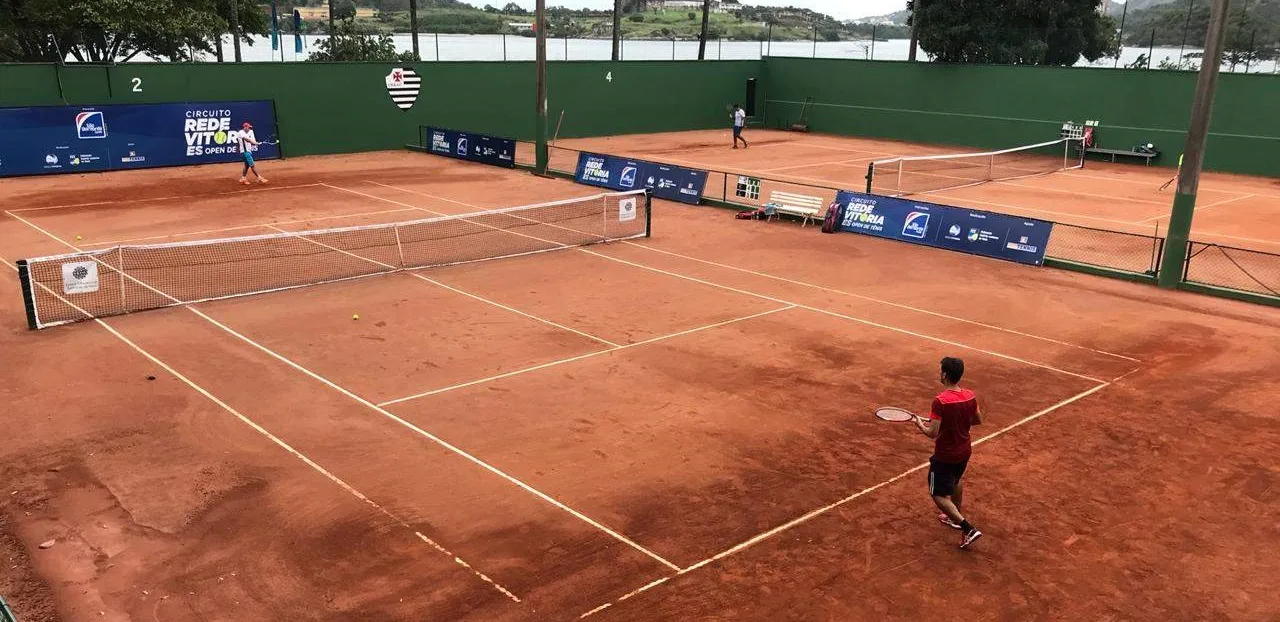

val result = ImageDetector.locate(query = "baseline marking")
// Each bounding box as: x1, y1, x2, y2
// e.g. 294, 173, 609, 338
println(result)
7, 216, 682, 574
0, 255, 521, 604
9, 183, 324, 213
579, 381, 1115, 618
83, 207, 419, 247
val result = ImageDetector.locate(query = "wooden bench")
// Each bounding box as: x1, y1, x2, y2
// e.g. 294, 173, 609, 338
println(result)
1086, 147, 1158, 166
766, 191, 824, 227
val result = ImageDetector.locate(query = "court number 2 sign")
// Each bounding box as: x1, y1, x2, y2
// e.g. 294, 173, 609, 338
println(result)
131, 77, 143, 92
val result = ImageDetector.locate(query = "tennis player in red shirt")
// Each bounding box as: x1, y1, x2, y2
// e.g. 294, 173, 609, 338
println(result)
914, 357, 984, 549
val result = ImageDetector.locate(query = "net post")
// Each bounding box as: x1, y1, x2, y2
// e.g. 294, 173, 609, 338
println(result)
895, 162, 903, 194
864, 163, 874, 194
393, 223, 407, 268
16, 259, 39, 330
644, 190, 653, 238
117, 247, 127, 315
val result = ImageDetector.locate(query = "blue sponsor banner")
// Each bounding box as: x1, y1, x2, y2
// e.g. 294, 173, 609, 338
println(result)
835, 191, 1053, 266
573, 151, 706, 205
0, 101, 280, 177
424, 126, 516, 168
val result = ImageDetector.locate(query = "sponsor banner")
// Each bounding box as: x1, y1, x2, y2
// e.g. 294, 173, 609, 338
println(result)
61, 261, 100, 295
835, 191, 1053, 266
0, 100, 279, 176
0, 101, 279, 177
425, 127, 516, 169
573, 151, 706, 205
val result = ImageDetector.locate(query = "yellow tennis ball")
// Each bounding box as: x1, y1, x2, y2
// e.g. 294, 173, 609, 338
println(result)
352, 313, 360, 321
75, 235, 82, 241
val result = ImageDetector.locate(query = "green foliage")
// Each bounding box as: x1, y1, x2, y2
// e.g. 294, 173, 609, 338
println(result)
629, 14, 644, 23
0, 0, 267, 62
688, 12, 697, 21
1120, 0, 1280, 69
908, 0, 1120, 66
332, 0, 358, 21
502, 2, 525, 14
308, 17, 415, 61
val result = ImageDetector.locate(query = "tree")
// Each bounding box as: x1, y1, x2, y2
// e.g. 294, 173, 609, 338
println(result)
308, 16, 415, 61
907, 0, 1120, 66
332, 0, 357, 22
0, 0, 267, 63
502, 2, 525, 14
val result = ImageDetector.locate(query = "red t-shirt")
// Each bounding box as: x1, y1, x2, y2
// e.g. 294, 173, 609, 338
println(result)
929, 388, 977, 463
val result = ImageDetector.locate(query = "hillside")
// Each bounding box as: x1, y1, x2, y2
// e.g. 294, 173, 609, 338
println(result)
1118, 0, 1280, 47
1107, 0, 1180, 16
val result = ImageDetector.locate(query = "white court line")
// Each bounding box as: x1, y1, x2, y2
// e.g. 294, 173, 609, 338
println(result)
357, 182, 1111, 380
9, 183, 324, 213
928, 193, 1280, 248
380, 305, 797, 407
621, 243, 1140, 362
579, 381, 1116, 618
1061, 169, 1280, 200
8, 215, 683, 574
578, 249, 1106, 384
759, 155, 879, 174
83, 207, 420, 247
262, 224, 621, 348
995, 179, 1169, 206
0, 255, 521, 604
928, 194, 1160, 228
1133, 193, 1256, 224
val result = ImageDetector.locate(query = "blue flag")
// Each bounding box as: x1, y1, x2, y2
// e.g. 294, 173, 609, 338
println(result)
271, 1, 279, 51
294, 9, 303, 53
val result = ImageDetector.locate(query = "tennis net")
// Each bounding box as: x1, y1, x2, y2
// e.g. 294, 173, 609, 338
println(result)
17, 189, 651, 330
865, 138, 1085, 197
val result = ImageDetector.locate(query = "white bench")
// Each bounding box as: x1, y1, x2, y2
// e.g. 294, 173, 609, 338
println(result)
767, 191, 824, 227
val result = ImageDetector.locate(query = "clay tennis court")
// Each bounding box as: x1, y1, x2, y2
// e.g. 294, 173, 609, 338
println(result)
555, 128, 1280, 252
2, 147, 1278, 621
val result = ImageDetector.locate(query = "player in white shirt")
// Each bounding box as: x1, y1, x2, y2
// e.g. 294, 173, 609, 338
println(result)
237, 121, 268, 185
732, 104, 749, 149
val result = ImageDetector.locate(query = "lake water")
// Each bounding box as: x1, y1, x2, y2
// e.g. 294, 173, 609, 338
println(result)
174, 33, 1278, 74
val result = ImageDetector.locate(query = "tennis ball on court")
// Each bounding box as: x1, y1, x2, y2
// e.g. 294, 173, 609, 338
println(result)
352, 313, 360, 321
75, 235, 82, 241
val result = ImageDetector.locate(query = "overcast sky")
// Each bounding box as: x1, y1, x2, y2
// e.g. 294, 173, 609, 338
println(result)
540, 1, 909, 21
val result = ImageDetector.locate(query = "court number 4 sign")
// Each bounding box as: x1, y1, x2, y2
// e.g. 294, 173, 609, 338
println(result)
605, 72, 612, 83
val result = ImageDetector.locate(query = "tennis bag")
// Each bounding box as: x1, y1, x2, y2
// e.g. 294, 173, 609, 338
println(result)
821, 200, 845, 233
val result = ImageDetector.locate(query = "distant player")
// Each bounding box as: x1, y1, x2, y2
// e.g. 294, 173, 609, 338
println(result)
731, 104, 749, 149
914, 356, 983, 549
237, 121, 268, 185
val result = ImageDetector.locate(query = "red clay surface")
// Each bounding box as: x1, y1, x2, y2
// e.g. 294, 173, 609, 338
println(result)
555, 129, 1280, 252
2, 147, 1279, 622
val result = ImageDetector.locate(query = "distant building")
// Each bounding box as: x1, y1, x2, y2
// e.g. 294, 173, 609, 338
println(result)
653, 1, 734, 13
294, 7, 377, 20
508, 22, 534, 32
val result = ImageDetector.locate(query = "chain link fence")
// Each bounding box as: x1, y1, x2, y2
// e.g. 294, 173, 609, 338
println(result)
1044, 223, 1163, 278
1183, 242, 1280, 297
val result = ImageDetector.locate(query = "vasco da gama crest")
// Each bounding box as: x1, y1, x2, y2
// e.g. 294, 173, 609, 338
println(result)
385, 68, 421, 110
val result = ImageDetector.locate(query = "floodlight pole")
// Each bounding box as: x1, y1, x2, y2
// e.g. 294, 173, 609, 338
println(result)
535, 0, 549, 175
1158, 0, 1232, 287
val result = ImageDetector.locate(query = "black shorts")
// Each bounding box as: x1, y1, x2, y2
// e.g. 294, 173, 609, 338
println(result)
928, 457, 969, 497
733, 126, 743, 137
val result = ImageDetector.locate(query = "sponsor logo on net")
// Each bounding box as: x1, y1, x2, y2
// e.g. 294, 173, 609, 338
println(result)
583, 158, 611, 184
76, 111, 107, 139
841, 200, 885, 230
902, 211, 929, 239
1006, 235, 1038, 253
183, 108, 251, 157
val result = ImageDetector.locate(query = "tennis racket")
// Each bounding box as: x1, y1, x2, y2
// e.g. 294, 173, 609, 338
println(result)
875, 406, 926, 425
1159, 175, 1177, 191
